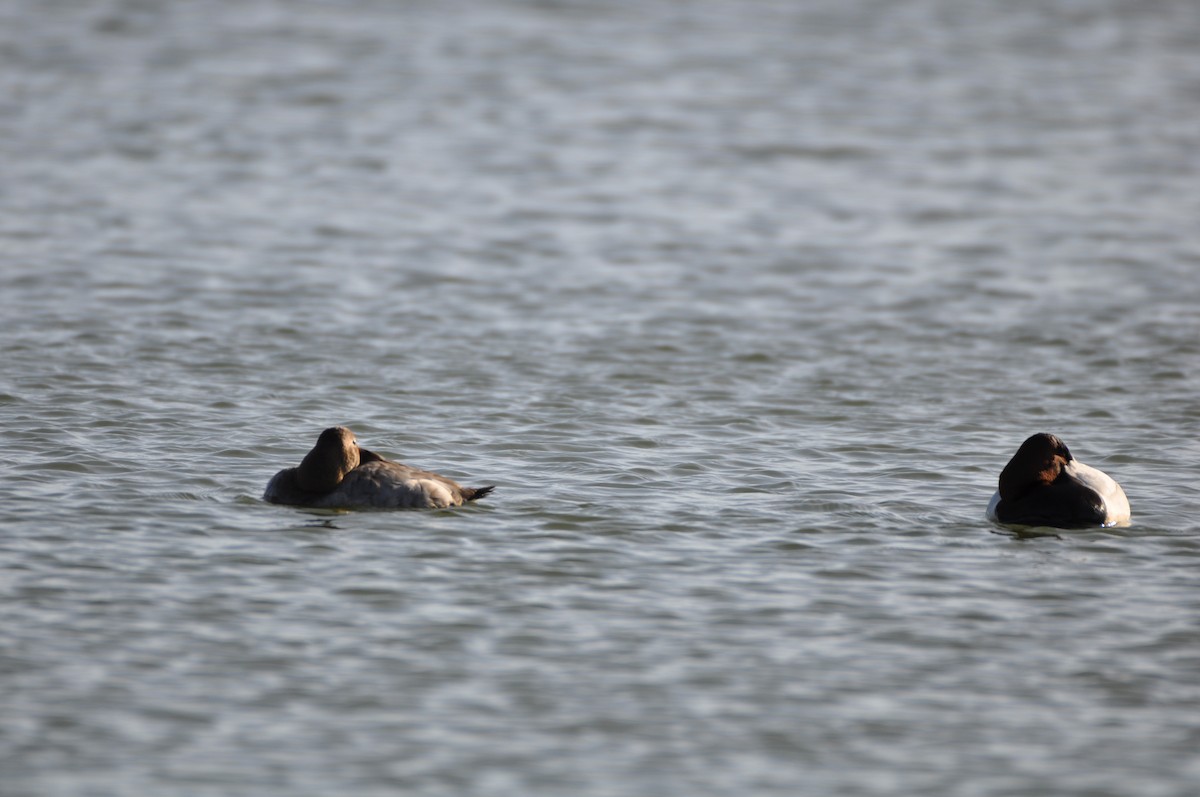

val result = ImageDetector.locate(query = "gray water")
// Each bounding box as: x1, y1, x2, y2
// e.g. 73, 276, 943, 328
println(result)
3, 1, 1200, 795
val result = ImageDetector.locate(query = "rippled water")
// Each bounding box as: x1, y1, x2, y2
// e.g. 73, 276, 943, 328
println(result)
3, 1, 1200, 795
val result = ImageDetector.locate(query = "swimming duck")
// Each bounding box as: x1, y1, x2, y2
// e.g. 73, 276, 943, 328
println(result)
264, 426, 495, 509
986, 432, 1129, 528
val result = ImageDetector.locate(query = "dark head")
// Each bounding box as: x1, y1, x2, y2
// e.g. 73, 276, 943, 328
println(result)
998, 432, 1073, 501
296, 426, 362, 493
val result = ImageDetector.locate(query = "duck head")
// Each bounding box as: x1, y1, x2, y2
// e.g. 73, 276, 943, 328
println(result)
998, 432, 1073, 502
296, 426, 362, 493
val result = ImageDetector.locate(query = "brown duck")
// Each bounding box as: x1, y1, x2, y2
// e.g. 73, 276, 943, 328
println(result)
264, 427, 494, 509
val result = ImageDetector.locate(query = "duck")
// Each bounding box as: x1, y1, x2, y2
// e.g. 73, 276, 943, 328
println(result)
264, 426, 495, 509
986, 432, 1129, 528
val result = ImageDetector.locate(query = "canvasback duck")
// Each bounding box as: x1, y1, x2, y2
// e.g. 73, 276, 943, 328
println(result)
264, 426, 495, 509
986, 433, 1130, 528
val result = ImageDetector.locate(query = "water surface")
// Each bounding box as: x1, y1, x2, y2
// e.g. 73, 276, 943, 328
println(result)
3, 1, 1199, 795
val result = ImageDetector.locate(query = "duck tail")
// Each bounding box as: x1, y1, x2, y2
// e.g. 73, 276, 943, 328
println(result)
463, 485, 495, 502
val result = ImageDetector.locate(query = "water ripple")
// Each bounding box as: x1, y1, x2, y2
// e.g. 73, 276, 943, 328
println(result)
3, 1, 1200, 796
